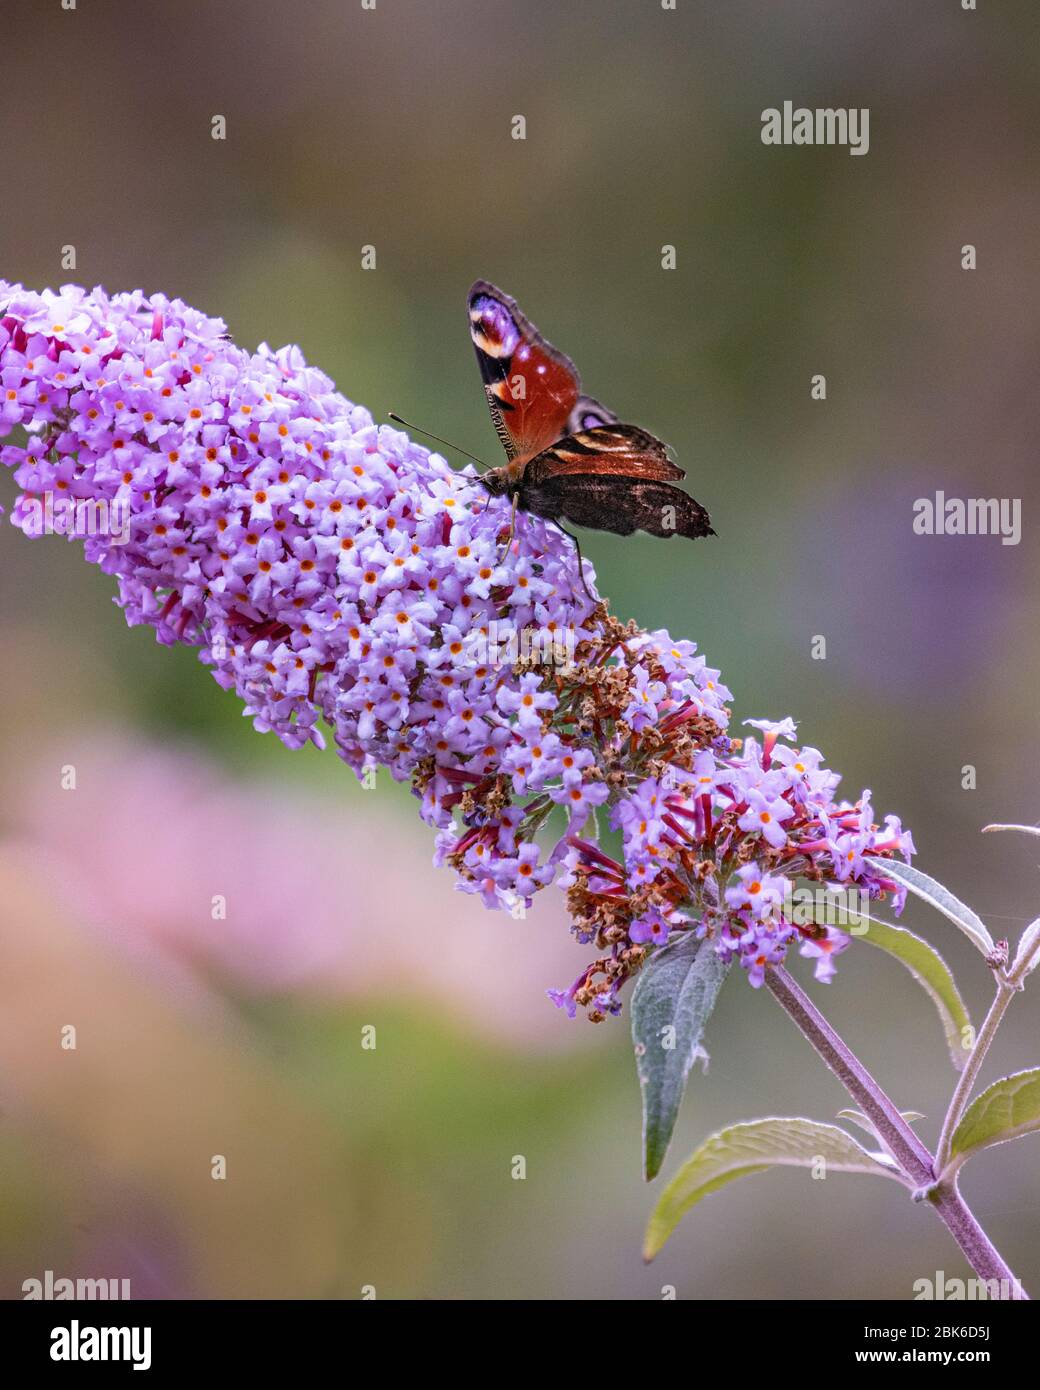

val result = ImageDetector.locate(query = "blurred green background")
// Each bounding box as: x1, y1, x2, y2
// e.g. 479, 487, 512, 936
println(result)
1, 0, 1039, 1299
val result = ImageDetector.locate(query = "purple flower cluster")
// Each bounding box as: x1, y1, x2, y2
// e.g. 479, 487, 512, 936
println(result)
0, 283, 914, 1019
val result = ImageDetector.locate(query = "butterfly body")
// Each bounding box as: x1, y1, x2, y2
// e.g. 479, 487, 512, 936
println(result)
467, 281, 715, 561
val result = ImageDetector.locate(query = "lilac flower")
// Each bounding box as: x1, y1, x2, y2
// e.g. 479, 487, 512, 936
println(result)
624, 666, 668, 732
736, 918, 796, 989
630, 908, 673, 946
0, 282, 916, 1019
549, 772, 610, 832
496, 672, 558, 730
737, 788, 795, 848
799, 926, 850, 984
725, 864, 786, 919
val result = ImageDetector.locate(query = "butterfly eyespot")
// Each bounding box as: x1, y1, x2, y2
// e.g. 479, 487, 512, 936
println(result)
470, 294, 520, 357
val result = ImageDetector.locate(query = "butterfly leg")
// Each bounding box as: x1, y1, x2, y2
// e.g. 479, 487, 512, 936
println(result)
505, 490, 519, 548
555, 523, 596, 604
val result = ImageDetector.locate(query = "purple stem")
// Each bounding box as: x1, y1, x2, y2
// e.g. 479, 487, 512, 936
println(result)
765, 965, 1027, 1299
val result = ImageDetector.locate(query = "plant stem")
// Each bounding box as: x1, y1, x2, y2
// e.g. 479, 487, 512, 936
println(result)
765, 965, 1027, 1298
765, 966, 933, 1180
934, 979, 1016, 1175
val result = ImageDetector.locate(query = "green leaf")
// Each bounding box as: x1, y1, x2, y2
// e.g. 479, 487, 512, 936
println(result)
837, 1107, 924, 1141
1012, 918, 1040, 981
631, 933, 729, 1181
643, 1117, 905, 1260
949, 1069, 1040, 1167
982, 823, 1040, 838
846, 913, 973, 1071
866, 856, 995, 957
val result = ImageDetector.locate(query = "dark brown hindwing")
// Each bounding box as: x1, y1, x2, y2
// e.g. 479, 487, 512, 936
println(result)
520, 472, 714, 540
524, 424, 686, 483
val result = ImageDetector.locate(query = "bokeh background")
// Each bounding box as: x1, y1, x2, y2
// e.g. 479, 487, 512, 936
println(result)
1, 0, 1039, 1299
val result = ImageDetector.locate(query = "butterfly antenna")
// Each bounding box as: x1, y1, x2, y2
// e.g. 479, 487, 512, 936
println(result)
387, 412, 490, 470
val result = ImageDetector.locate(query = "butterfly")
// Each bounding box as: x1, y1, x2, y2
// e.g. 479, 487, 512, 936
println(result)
466, 279, 714, 599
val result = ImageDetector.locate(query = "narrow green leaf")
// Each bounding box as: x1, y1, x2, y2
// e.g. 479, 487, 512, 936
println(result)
866, 856, 994, 957
848, 913, 973, 1071
1012, 918, 1040, 980
837, 1107, 924, 1141
982, 823, 1040, 838
644, 1118, 904, 1260
631, 933, 729, 1181
949, 1069, 1040, 1166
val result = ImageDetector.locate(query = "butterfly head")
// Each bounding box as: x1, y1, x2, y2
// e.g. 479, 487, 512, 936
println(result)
477, 465, 514, 497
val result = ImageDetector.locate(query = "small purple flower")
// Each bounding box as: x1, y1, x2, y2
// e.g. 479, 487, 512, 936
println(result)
550, 772, 610, 831
496, 672, 558, 731
799, 926, 850, 984
630, 909, 673, 946
725, 863, 785, 920
623, 665, 668, 732
737, 787, 796, 848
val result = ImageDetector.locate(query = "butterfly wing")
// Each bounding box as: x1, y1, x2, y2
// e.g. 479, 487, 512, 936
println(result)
521, 426, 711, 538
524, 423, 687, 483
566, 394, 618, 434
521, 471, 714, 540
468, 280, 585, 463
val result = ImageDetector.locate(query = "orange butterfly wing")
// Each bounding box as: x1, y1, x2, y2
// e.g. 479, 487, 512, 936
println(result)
469, 281, 616, 464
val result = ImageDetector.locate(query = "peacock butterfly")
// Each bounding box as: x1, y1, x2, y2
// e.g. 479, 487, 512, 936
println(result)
466, 280, 714, 598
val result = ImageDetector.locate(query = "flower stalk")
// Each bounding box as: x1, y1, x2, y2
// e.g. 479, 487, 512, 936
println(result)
766, 965, 1027, 1298
934, 979, 1017, 1176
